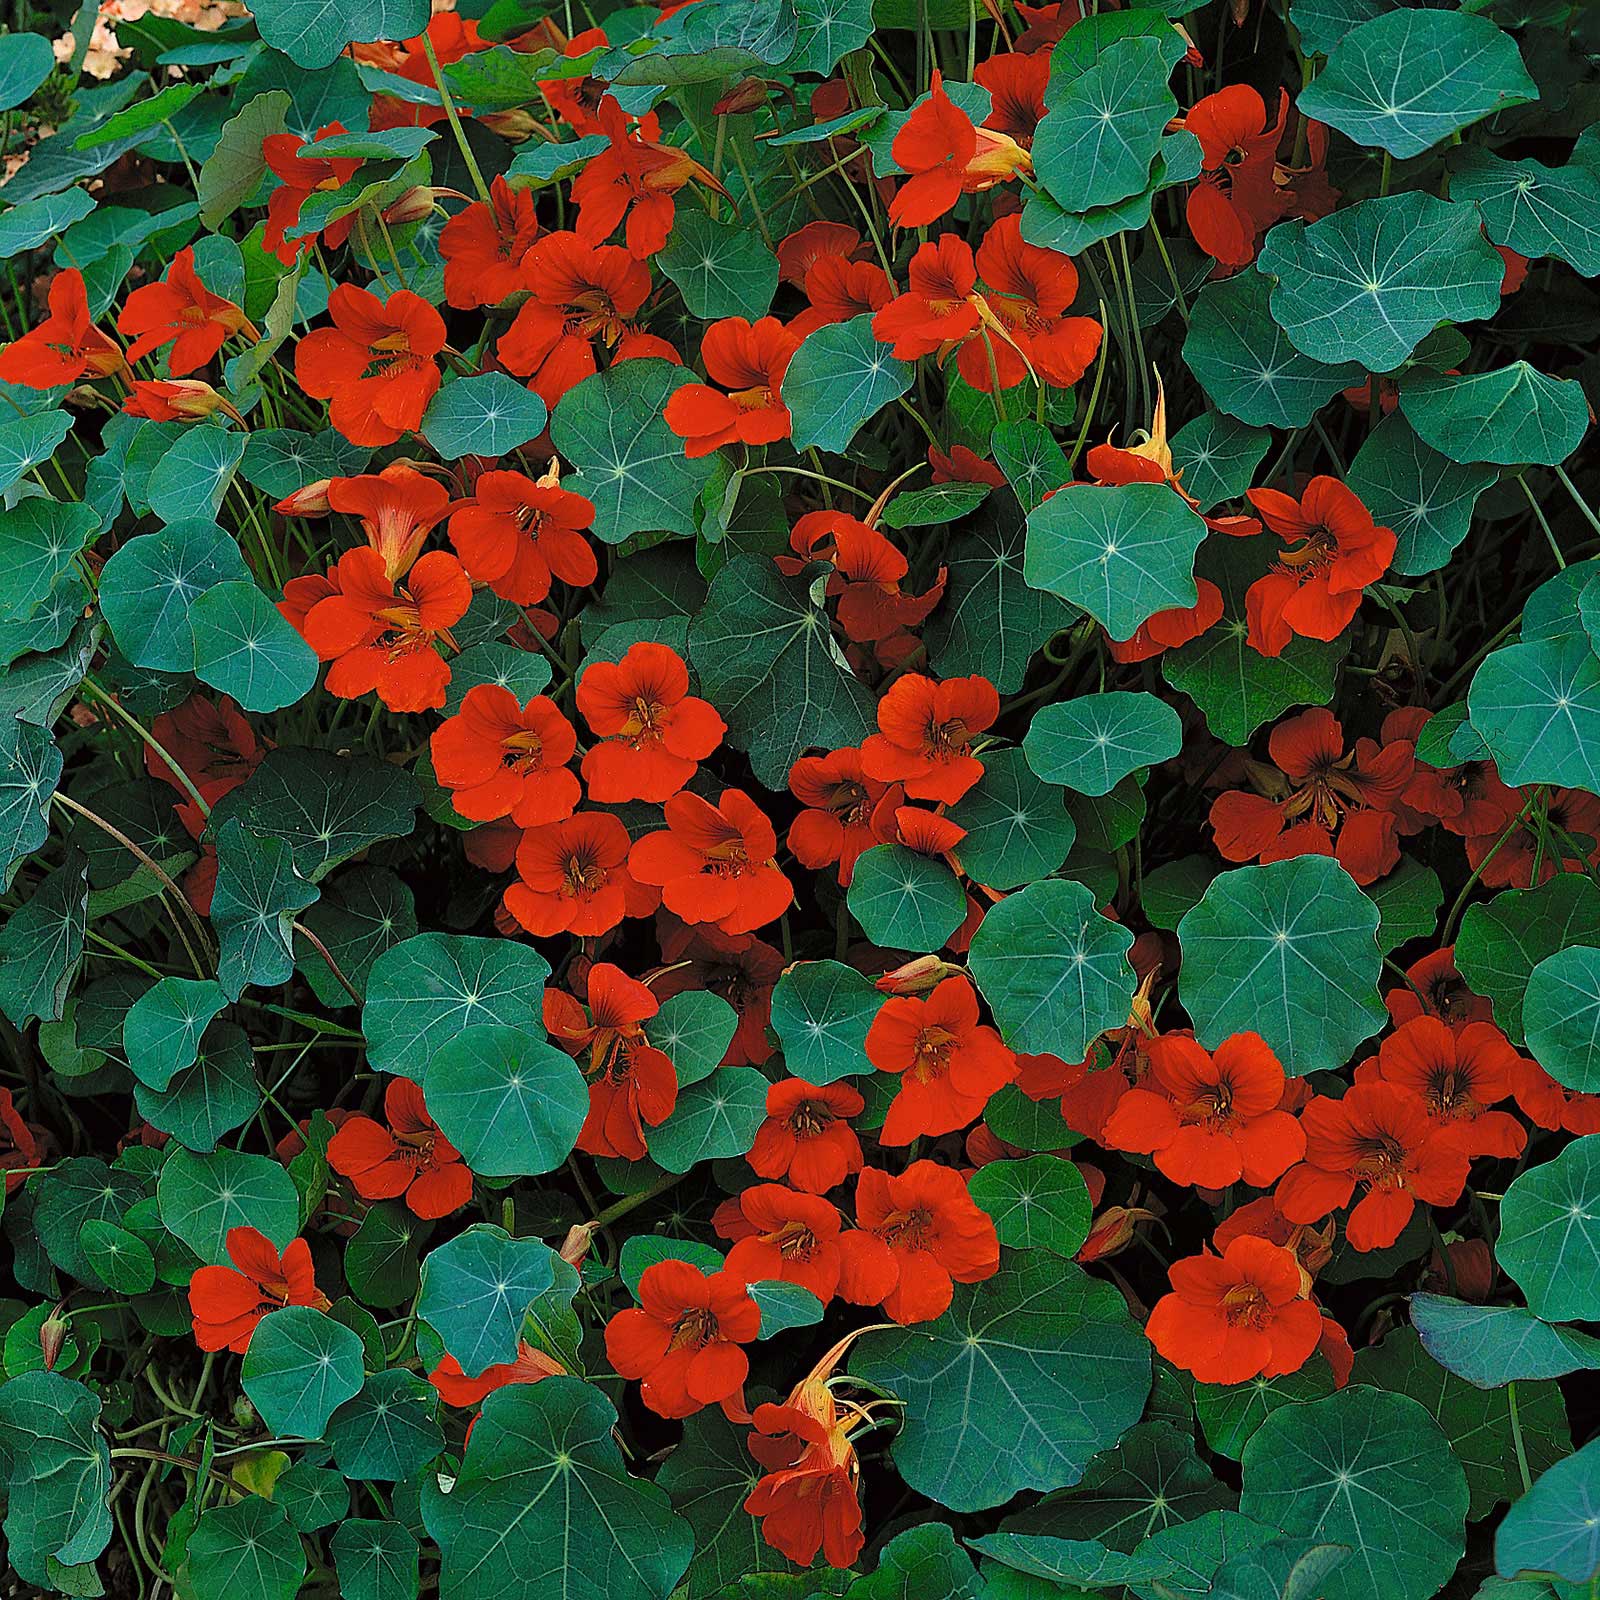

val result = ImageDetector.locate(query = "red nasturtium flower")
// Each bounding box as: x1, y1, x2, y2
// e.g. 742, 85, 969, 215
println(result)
448, 463, 598, 607
506, 811, 658, 936
1145, 1235, 1322, 1384
715, 1184, 848, 1302
1275, 1081, 1472, 1251
0, 268, 123, 387
887, 71, 1031, 228
296, 547, 471, 713
328, 463, 452, 581
748, 1079, 866, 1194
1364, 1016, 1527, 1160
0, 1087, 42, 1194
786, 747, 898, 886
123, 378, 234, 422
629, 790, 794, 936
864, 975, 1016, 1143
1385, 946, 1495, 1029
431, 686, 581, 827
429, 1341, 567, 1408
860, 672, 998, 803
605, 1259, 760, 1418
974, 50, 1050, 145
1181, 86, 1291, 269
327, 1078, 473, 1219
576, 641, 725, 803
295, 284, 447, 447
188, 1226, 329, 1354
544, 963, 678, 1160
666, 316, 800, 457
1103, 1032, 1306, 1189
1244, 477, 1397, 655
117, 247, 251, 375
260, 123, 363, 263
838, 1159, 1000, 1323
439, 174, 541, 309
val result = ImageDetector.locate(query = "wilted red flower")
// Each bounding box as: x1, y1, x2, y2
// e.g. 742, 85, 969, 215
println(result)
1145, 1235, 1321, 1384
0, 269, 124, 387
1209, 708, 1413, 886
838, 1159, 1000, 1323
1365, 1017, 1526, 1161
715, 1184, 847, 1302
887, 71, 1031, 228
188, 1227, 329, 1354
327, 1078, 472, 1219
328, 463, 452, 581
577, 641, 725, 802
748, 1078, 865, 1194
654, 922, 783, 1068
431, 687, 580, 827
118, 247, 250, 376
295, 284, 446, 447
1465, 787, 1600, 890
1244, 478, 1397, 655
629, 790, 794, 936
787, 747, 898, 887
860, 672, 998, 804
667, 316, 799, 457
447, 463, 598, 606
261, 122, 363, 263
1275, 1082, 1471, 1251
296, 547, 470, 713
1103, 1031, 1305, 1189
440, 174, 541, 309
545, 963, 678, 1160
604, 1259, 760, 1418
929, 443, 1006, 487
1182, 87, 1291, 269
864, 975, 1015, 1144
506, 811, 659, 937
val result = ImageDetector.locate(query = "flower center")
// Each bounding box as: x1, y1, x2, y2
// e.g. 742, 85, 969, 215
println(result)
669, 1307, 718, 1350
910, 1025, 956, 1082
1221, 1282, 1269, 1327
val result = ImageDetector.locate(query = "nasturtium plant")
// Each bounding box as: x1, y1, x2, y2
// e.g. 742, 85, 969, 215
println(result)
2, 0, 1598, 1593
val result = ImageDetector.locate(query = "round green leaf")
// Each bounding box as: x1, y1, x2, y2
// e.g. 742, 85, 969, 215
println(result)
79, 1218, 156, 1295
1256, 193, 1503, 374
648, 989, 738, 1088
156, 1145, 300, 1265
1469, 635, 1600, 792
1239, 1386, 1468, 1600
1297, 9, 1536, 158
1453, 148, 1600, 277
769, 959, 879, 1084
134, 1018, 261, 1153
846, 842, 967, 952
969, 877, 1136, 1059
190, 580, 319, 713
1195, 1361, 1336, 1460
1399, 363, 1589, 469
1023, 692, 1183, 797
946, 747, 1075, 890
853, 1256, 1151, 1512
0, 33, 55, 114
657, 209, 778, 320
326, 1368, 444, 1482
1411, 1293, 1600, 1390
1497, 1136, 1600, 1323
967, 1154, 1091, 1254
1525, 945, 1600, 1093
123, 976, 229, 1091
242, 1306, 365, 1438
648, 1066, 769, 1172
1495, 1435, 1600, 1586
186, 1495, 306, 1600
98, 521, 250, 672
331, 1518, 420, 1600
1025, 482, 1208, 643
1169, 410, 1271, 513
417, 1223, 559, 1379
441, 641, 553, 715
346, 1201, 429, 1312
420, 372, 547, 461
425, 1023, 587, 1179
1177, 857, 1386, 1075
250, 0, 428, 69
783, 314, 915, 454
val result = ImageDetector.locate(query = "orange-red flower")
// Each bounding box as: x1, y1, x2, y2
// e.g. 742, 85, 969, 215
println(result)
431, 686, 580, 827
654, 922, 782, 1068
1182, 87, 1291, 270
1106, 583, 1225, 664
714, 1184, 847, 1302
0, 268, 124, 387
506, 812, 659, 937
261, 122, 363, 263
745, 1380, 866, 1569
837, 1159, 1000, 1323
777, 221, 863, 286
860, 672, 998, 804
429, 1340, 566, 1407
1364, 1017, 1526, 1161
1103, 1032, 1305, 1189
297, 547, 470, 713
545, 963, 678, 1160
118, 247, 250, 376
188, 1226, 329, 1354
667, 316, 799, 457
1275, 1082, 1471, 1251
864, 975, 1015, 1144
576, 641, 725, 803
790, 252, 893, 340
1384, 946, 1495, 1030
328, 463, 452, 581
974, 51, 1049, 145
327, 1078, 472, 1219
1208, 708, 1413, 886
887, 71, 1031, 228
499, 231, 672, 406
1465, 786, 1600, 890
447, 463, 598, 606
873, 233, 980, 358
629, 790, 794, 936
1510, 1057, 1600, 1138
604, 1259, 760, 1418
786, 747, 898, 887
1145, 1235, 1321, 1385
748, 1078, 865, 1194
0, 1087, 42, 1195
1244, 477, 1397, 655
440, 174, 541, 309
295, 284, 446, 447
123, 378, 233, 422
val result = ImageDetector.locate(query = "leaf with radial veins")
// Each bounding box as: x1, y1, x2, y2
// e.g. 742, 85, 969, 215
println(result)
946, 747, 1075, 890
416, 1224, 559, 1378
1494, 1436, 1600, 1586
1297, 9, 1536, 158
1256, 193, 1503, 374
1496, 1136, 1600, 1324
1524, 945, 1600, 1093
769, 960, 879, 1084
1025, 482, 1208, 643
241, 1307, 365, 1439
1023, 692, 1183, 797
783, 314, 915, 454
1411, 1294, 1600, 1390
1177, 857, 1386, 1075
1468, 635, 1600, 792
1452, 149, 1600, 277
1399, 364, 1590, 469
853, 1256, 1150, 1512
